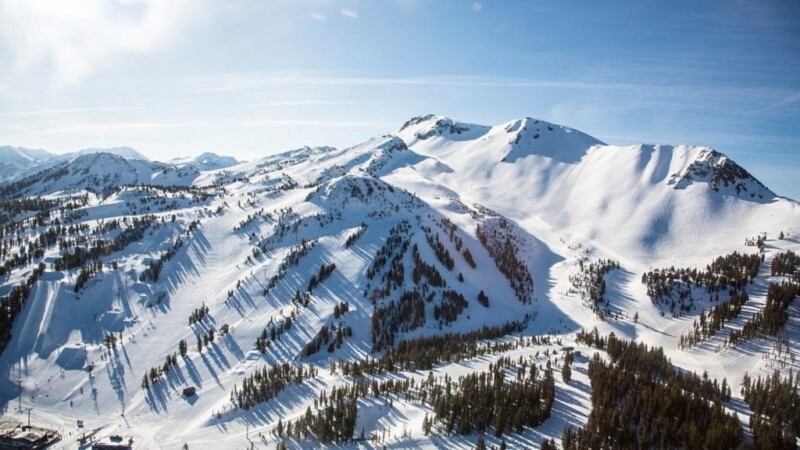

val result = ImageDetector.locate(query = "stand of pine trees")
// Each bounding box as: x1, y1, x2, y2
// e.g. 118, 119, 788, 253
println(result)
680, 290, 748, 348
347, 319, 534, 376
301, 323, 353, 357
371, 290, 426, 351
422, 225, 455, 271
565, 330, 740, 449
771, 250, 798, 276
307, 262, 336, 292
0, 265, 45, 355
344, 223, 367, 248
432, 216, 478, 270
741, 370, 800, 449
229, 363, 317, 410
642, 251, 762, 316
53, 215, 158, 271
476, 219, 534, 304
727, 281, 799, 346
277, 356, 554, 444
568, 258, 619, 319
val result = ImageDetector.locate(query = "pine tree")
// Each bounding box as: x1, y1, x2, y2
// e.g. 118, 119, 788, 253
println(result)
562, 360, 572, 383
475, 435, 486, 450
541, 438, 557, 450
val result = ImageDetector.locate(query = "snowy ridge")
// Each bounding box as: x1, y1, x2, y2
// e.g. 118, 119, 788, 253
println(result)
169, 152, 241, 171
1, 152, 199, 197
0, 146, 54, 182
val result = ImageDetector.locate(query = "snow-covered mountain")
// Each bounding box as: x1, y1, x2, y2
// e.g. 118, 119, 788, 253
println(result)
7, 146, 151, 182
1, 152, 199, 197
0, 146, 54, 181
169, 152, 241, 171
0, 115, 797, 449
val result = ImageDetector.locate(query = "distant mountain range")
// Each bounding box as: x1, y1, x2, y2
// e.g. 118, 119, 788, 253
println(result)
0, 145, 241, 185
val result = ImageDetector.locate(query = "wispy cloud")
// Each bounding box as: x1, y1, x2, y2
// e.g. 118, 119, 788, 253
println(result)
33, 118, 395, 136
189, 73, 632, 93
246, 100, 368, 108
340, 8, 359, 19
0, 106, 143, 118
0, 0, 205, 88
309, 11, 327, 22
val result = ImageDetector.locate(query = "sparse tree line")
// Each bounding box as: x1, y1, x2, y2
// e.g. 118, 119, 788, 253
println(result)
1, 215, 134, 276
229, 363, 318, 411
642, 251, 762, 317
566, 329, 740, 449
727, 281, 799, 346
422, 224, 455, 271
299, 303, 352, 358
307, 262, 336, 292
344, 223, 367, 248
679, 290, 748, 348
300, 322, 353, 357
255, 315, 293, 353
0, 197, 75, 226
476, 218, 534, 304
140, 219, 200, 283
188, 303, 210, 326
433, 215, 477, 269
263, 238, 318, 295
143, 324, 230, 390
232, 208, 273, 232
257, 208, 337, 252
568, 258, 619, 319
353, 319, 533, 376
53, 215, 159, 271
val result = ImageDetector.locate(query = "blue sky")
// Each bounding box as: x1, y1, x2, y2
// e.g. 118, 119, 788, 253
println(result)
1, 0, 798, 198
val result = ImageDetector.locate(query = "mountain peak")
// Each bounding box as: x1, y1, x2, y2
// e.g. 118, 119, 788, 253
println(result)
500, 117, 605, 164
169, 152, 241, 171
74, 146, 150, 161
395, 114, 491, 145
668, 147, 775, 200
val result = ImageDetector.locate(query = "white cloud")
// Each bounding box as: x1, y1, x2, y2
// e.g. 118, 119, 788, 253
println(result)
340, 8, 359, 19
0, 0, 205, 88
309, 11, 327, 22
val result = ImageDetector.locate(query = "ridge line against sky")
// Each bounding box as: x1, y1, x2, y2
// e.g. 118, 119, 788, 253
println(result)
0, 0, 798, 198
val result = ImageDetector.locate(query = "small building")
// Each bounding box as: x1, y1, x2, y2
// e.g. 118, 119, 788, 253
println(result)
92, 435, 133, 450
0, 421, 62, 449
182, 386, 197, 397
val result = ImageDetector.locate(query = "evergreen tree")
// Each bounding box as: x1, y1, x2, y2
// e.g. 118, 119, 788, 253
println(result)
561, 361, 572, 383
